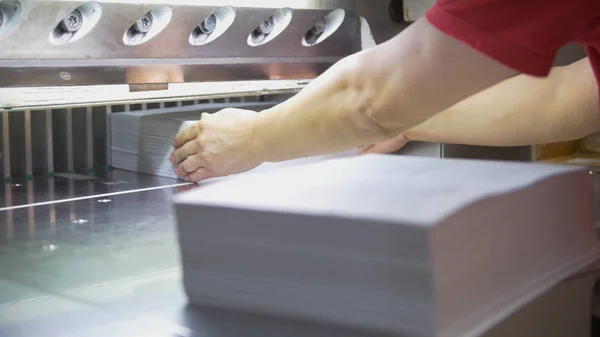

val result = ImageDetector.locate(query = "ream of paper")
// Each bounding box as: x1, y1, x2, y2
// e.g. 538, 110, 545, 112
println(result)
176, 154, 584, 225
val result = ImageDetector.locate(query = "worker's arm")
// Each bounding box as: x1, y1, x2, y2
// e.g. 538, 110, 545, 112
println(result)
170, 18, 516, 181
251, 19, 515, 162
359, 58, 600, 154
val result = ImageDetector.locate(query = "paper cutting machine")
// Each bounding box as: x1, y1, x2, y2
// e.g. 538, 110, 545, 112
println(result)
0, 1, 598, 337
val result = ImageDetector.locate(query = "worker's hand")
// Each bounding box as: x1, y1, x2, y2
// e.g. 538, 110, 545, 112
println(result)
169, 108, 263, 182
357, 133, 410, 154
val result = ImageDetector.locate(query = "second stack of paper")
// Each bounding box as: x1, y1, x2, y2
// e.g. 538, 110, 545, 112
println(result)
111, 103, 356, 180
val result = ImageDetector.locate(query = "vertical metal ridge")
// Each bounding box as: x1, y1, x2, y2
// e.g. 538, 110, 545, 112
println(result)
24, 109, 32, 179
86, 106, 94, 171
2, 110, 10, 181
66, 107, 74, 172
106, 105, 112, 169
46, 109, 54, 175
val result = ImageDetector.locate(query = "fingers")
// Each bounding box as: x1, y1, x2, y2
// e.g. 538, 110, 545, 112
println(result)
178, 155, 204, 174
361, 135, 409, 154
174, 167, 186, 177
357, 144, 374, 155
172, 113, 213, 148
187, 167, 214, 182
170, 139, 199, 165
175, 184, 199, 193
367, 141, 398, 154
368, 142, 393, 154
173, 120, 201, 148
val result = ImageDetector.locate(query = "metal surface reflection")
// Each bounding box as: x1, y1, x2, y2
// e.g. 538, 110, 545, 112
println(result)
0, 169, 187, 210
0, 183, 180, 296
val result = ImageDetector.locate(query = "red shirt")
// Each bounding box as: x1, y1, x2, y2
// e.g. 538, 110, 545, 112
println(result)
426, 0, 600, 85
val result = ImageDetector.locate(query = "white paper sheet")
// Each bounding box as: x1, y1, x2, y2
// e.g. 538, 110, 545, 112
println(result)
176, 154, 584, 225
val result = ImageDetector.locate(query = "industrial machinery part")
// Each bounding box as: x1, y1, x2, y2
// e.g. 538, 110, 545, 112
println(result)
0, 0, 403, 109
0, 0, 406, 183
200, 13, 217, 34
133, 12, 154, 34
304, 19, 326, 45
60, 9, 84, 32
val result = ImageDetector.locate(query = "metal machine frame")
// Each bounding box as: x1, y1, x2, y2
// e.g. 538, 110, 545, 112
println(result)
0, 0, 400, 108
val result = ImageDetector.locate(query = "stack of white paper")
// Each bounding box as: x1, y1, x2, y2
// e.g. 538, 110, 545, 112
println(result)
111, 103, 356, 180
173, 154, 600, 337
111, 105, 206, 178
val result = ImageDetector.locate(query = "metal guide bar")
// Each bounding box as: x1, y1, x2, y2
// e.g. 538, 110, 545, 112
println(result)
46, 109, 54, 176
24, 110, 32, 180
2, 111, 10, 182
66, 107, 74, 172
0, 59, 340, 89
0, 79, 307, 110
105, 105, 111, 170
86, 106, 94, 172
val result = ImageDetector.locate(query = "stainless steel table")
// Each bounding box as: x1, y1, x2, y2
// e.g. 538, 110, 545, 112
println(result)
1, 170, 599, 337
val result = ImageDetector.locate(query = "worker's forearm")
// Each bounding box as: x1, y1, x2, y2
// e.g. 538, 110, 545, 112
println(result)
405, 58, 600, 146
253, 55, 392, 162
252, 19, 515, 163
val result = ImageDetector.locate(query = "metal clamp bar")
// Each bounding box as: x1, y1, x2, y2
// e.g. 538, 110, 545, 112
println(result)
2, 110, 10, 182
105, 105, 112, 171
0, 79, 308, 110
66, 107, 74, 172
24, 110, 32, 180
86, 106, 94, 172
46, 109, 54, 177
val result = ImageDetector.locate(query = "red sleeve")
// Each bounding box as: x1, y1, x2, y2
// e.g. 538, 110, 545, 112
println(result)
426, 0, 594, 77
